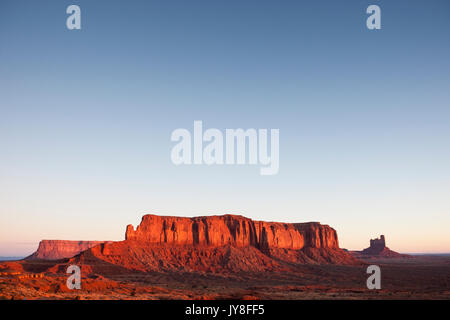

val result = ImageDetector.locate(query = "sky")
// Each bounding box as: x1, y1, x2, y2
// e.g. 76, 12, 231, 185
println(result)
1, 0, 449, 256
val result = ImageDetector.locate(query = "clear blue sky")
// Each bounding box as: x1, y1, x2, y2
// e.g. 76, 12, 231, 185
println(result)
1, 0, 449, 256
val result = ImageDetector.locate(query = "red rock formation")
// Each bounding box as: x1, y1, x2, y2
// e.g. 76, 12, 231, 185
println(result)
125, 214, 339, 250
352, 235, 408, 258
26, 240, 107, 260
363, 235, 387, 254
70, 214, 358, 273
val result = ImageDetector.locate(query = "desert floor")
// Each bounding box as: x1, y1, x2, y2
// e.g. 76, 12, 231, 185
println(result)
0, 255, 449, 300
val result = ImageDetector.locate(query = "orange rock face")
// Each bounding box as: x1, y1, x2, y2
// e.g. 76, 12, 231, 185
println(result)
125, 214, 339, 250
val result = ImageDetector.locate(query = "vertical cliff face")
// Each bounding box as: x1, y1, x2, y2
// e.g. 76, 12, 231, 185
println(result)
125, 214, 339, 250
26, 240, 106, 260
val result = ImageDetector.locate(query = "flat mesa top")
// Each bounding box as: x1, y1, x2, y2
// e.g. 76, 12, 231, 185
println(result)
138, 213, 323, 226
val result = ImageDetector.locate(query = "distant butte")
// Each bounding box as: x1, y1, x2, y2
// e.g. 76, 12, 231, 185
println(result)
26, 240, 109, 260
351, 235, 409, 258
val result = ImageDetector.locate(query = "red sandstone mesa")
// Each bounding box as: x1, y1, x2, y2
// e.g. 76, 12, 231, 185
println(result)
68, 214, 358, 273
27, 240, 107, 260
125, 214, 339, 250
26, 214, 358, 273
